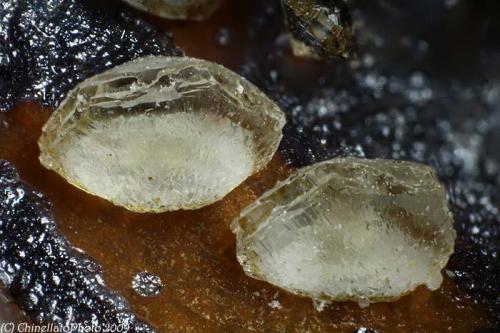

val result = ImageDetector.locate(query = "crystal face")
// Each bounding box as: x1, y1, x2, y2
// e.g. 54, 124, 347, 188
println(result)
38, 56, 286, 213
282, 0, 354, 59
232, 158, 456, 305
121, 0, 221, 21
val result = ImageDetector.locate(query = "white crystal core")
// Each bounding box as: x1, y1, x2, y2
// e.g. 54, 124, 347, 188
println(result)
57, 111, 254, 211
249, 202, 443, 303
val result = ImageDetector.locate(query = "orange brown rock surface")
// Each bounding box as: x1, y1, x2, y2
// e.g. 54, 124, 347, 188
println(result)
0, 102, 493, 333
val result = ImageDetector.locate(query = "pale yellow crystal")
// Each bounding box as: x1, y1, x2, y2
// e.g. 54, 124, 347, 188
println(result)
38, 56, 286, 213
121, 0, 221, 21
232, 158, 456, 306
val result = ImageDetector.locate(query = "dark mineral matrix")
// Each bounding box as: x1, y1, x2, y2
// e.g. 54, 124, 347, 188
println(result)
0, 0, 182, 111
0, 160, 155, 332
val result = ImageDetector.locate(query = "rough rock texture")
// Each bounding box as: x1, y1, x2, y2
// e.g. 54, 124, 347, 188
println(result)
0, 0, 182, 111
38, 56, 286, 212
233, 157, 456, 306
281, 0, 354, 58
0, 160, 155, 332
122, 0, 221, 21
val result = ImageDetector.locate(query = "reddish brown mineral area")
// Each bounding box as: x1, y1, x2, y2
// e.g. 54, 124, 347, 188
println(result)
0, 104, 492, 333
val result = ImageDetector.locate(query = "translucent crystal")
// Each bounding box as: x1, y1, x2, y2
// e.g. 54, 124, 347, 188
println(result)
38, 56, 286, 213
121, 0, 221, 21
232, 158, 456, 305
282, 0, 355, 59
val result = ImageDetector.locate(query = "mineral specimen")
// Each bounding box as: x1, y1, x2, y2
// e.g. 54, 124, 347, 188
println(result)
281, 0, 355, 59
38, 56, 286, 213
121, 0, 221, 21
232, 158, 456, 306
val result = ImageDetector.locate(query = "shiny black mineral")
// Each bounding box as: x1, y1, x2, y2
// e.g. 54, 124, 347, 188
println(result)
0, 0, 181, 111
0, 160, 156, 332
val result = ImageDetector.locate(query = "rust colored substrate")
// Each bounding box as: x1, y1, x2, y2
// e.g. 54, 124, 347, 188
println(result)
0, 103, 493, 333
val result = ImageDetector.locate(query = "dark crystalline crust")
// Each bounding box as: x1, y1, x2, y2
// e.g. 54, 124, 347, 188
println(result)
281, 0, 355, 58
0, 0, 182, 111
0, 160, 156, 332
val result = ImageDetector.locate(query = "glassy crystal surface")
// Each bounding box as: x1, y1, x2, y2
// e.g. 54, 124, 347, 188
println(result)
281, 0, 354, 59
122, 0, 221, 21
232, 158, 456, 305
38, 56, 286, 213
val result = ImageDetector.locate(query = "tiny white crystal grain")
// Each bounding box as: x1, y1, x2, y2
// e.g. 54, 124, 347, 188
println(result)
312, 299, 330, 312
232, 158, 456, 306
39, 56, 285, 213
268, 300, 282, 309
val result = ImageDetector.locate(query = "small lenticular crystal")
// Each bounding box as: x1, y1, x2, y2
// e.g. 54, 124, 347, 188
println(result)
232, 157, 456, 306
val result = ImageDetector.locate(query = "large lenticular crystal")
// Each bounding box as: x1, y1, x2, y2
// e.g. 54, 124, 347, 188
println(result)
121, 0, 221, 21
232, 158, 456, 306
38, 56, 285, 213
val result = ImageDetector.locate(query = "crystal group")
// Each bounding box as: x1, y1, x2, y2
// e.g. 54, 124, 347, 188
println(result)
121, 0, 221, 21
282, 0, 355, 59
38, 56, 285, 213
232, 158, 456, 305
